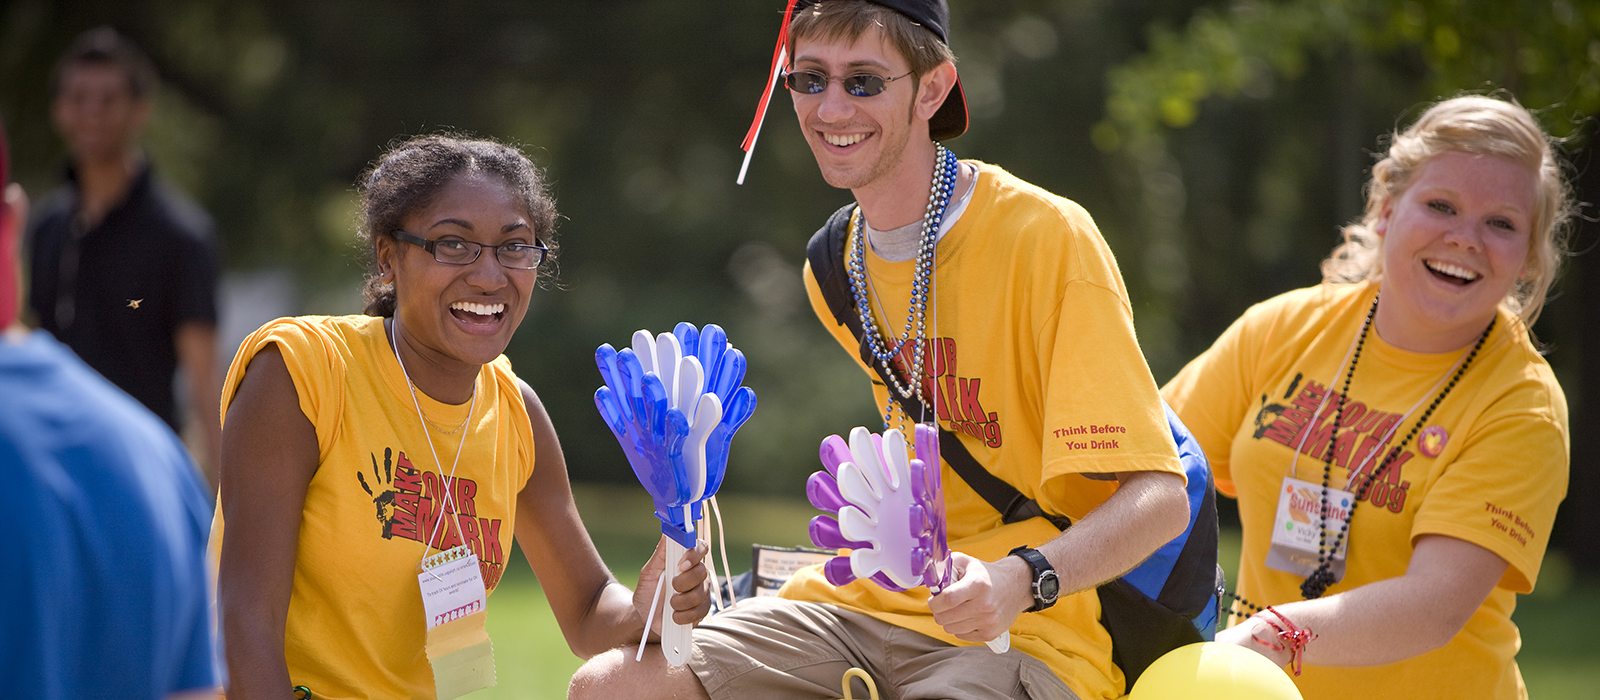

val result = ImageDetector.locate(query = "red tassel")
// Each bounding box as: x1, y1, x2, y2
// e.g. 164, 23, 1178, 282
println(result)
740, 2, 800, 153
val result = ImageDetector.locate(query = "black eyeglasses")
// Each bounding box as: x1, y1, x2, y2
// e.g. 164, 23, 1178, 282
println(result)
392, 230, 549, 270
782, 70, 913, 97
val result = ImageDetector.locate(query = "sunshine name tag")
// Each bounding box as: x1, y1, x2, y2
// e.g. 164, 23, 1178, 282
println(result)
419, 546, 495, 699
1265, 477, 1353, 582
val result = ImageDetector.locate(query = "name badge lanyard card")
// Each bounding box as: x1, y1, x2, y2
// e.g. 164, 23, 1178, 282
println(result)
1268, 301, 1473, 584
393, 319, 496, 698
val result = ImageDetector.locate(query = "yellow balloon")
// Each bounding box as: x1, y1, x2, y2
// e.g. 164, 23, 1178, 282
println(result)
1129, 642, 1303, 700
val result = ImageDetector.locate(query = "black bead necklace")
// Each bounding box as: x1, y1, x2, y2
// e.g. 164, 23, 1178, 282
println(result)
1298, 294, 1381, 599
1227, 293, 1495, 614
1300, 307, 1494, 598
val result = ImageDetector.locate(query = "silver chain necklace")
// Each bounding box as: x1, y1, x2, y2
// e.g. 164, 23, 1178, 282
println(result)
846, 144, 957, 430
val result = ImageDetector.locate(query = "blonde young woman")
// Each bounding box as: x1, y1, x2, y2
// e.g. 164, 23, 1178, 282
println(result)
1163, 95, 1574, 699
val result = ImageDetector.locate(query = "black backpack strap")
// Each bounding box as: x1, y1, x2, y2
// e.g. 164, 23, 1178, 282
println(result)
805, 207, 1068, 531
938, 430, 1072, 530
806, 203, 863, 344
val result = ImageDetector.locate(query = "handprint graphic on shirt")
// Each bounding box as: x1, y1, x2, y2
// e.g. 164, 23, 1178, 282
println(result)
354, 446, 508, 589
356, 447, 401, 537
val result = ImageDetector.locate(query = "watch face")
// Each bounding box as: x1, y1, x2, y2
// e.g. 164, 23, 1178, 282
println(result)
1038, 571, 1060, 603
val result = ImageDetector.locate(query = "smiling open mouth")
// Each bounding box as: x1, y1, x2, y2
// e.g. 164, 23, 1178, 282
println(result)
450, 300, 505, 324
824, 133, 867, 147
1425, 260, 1480, 285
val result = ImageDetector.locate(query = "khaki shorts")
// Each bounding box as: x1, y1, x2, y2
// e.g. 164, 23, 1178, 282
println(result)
688, 597, 1080, 700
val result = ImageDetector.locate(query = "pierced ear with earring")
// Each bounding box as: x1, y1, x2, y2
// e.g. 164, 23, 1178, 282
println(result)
375, 250, 395, 284
374, 236, 397, 285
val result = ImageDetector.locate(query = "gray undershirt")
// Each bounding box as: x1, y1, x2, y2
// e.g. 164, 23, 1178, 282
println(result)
865, 162, 978, 262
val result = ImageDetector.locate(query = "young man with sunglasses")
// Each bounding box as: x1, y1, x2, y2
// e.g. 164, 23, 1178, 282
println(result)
570, 2, 1193, 698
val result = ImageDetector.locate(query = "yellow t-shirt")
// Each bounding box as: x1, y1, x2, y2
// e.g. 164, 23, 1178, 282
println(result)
217, 315, 534, 699
790, 162, 1183, 700
1162, 282, 1568, 700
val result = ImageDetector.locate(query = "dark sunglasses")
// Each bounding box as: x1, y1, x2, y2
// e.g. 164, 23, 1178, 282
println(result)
782, 70, 913, 97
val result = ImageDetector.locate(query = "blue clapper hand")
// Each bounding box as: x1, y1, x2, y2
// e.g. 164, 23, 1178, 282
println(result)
670, 322, 757, 526
594, 342, 695, 543
594, 322, 756, 667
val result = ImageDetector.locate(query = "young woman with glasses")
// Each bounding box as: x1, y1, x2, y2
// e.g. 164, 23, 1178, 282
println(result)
216, 135, 712, 699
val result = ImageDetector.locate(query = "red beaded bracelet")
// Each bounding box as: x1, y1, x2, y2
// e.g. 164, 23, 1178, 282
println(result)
1248, 606, 1317, 676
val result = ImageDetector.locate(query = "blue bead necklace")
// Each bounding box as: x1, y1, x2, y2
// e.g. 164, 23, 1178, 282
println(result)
846, 143, 958, 430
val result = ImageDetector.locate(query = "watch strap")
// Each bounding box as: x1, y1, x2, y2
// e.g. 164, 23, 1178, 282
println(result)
1008, 545, 1058, 612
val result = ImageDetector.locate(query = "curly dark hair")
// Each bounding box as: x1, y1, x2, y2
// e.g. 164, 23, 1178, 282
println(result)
355, 134, 558, 317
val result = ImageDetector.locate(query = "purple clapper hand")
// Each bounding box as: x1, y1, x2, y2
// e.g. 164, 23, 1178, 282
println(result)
808, 424, 1009, 654
907, 424, 952, 592
808, 427, 919, 590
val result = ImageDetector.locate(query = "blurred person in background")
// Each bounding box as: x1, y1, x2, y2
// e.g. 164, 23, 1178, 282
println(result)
25, 26, 222, 489
1, 117, 219, 699
1163, 94, 1574, 699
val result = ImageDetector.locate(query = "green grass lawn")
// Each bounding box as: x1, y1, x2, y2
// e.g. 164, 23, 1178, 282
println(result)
476, 484, 1600, 699
477, 484, 820, 700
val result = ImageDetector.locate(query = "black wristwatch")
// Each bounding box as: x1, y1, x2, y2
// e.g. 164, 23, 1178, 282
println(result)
1008, 546, 1060, 612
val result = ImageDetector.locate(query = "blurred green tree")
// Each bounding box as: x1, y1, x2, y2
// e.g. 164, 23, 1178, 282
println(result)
0, 0, 1186, 498
1, 1, 1594, 570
